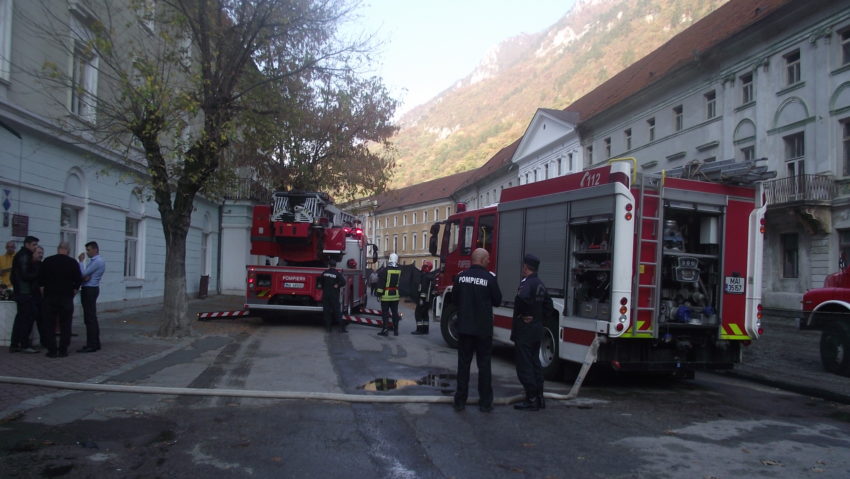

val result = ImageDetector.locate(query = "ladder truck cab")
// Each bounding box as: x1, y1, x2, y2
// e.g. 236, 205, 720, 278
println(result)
245, 191, 376, 319
430, 160, 766, 379
799, 268, 850, 377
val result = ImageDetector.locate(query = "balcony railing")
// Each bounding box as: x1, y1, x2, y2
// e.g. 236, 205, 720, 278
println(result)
223, 178, 272, 203
762, 174, 835, 206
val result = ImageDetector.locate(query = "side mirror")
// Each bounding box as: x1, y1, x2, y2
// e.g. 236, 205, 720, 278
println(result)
429, 222, 442, 256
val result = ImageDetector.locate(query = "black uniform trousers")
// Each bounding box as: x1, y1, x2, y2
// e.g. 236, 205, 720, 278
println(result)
515, 339, 543, 399
454, 333, 493, 408
11, 294, 37, 349
381, 300, 400, 327
322, 296, 342, 331
80, 286, 100, 349
42, 295, 75, 353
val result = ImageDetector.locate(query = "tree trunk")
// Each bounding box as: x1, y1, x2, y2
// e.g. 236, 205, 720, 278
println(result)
157, 212, 191, 337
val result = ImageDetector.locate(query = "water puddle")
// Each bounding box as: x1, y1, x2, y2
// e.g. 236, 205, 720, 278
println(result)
359, 374, 457, 394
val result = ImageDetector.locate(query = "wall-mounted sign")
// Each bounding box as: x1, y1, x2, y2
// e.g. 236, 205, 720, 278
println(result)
11, 214, 28, 237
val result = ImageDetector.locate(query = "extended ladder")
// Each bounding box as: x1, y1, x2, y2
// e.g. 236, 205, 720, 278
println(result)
631, 173, 664, 336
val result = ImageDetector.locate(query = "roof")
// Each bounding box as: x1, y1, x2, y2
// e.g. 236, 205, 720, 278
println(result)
565, 0, 794, 122
374, 169, 477, 213
455, 139, 521, 192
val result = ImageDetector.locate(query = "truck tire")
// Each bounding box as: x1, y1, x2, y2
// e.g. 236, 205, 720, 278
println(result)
440, 303, 459, 349
541, 316, 562, 380
820, 322, 850, 376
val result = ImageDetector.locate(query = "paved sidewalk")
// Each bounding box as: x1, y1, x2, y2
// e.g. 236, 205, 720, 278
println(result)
2, 296, 849, 421
0, 295, 246, 418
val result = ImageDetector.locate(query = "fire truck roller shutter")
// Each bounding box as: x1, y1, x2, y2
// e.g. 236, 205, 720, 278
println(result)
496, 209, 525, 302
524, 203, 568, 295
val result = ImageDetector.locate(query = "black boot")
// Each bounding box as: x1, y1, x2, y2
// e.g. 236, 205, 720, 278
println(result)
411, 324, 424, 335
377, 320, 389, 336
538, 393, 546, 409
513, 397, 540, 411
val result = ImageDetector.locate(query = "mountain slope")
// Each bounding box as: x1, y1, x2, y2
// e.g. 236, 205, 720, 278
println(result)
389, 0, 729, 188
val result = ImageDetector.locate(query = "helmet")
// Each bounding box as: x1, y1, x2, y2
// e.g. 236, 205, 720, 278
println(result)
421, 260, 433, 273
389, 253, 399, 266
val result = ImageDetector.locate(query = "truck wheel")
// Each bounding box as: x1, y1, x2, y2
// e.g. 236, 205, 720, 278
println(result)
440, 304, 459, 349
820, 322, 850, 376
541, 317, 562, 380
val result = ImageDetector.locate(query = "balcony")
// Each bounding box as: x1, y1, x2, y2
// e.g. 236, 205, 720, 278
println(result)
223, 178, 272, 203
762, 174, 835, 206
762, 174, 835, 234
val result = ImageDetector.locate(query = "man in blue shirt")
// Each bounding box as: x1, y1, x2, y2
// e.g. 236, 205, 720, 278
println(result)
78, 241, 105, 352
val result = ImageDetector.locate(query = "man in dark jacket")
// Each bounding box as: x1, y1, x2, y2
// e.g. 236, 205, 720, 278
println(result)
318, 258, 347, 333
452, 248, 502, 412
412, 260, 435, 335
9, 235, 40, 353
512, 253, 548, 411
39, 242, 83, 357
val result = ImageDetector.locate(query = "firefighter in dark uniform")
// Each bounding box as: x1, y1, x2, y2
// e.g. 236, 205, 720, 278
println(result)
453, 248, 502, 412
512, 253, 547, 411
376, 253, 402, 336
412, 260, 435, 335
318, 258, 347, 332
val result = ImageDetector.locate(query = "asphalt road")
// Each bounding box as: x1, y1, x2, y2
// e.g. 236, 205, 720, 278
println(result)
2, 296, 850, 478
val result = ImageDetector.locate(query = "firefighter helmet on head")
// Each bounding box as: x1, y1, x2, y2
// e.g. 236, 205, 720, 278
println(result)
389, 253, 399, 267
421, 260, 433, 272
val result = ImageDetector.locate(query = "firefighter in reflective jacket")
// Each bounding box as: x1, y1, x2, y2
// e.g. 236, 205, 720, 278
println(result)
318, 258, 347, 333
412, 260, 435, 335
376, 253, 402, 336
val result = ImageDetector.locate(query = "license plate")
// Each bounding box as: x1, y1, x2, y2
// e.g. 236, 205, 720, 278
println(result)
284, 282, 304, 289
724, 276, 744, 294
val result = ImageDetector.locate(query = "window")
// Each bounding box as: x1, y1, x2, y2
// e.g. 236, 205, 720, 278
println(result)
843, 120, 850, 176
781, 233, 799, 278
604, 137, 611, 158
422, 231, 427, 249
673, 105, 683, 131
624, 129, 632, 150
741, 145, 755, 162
740, 73, 753, 104
647, 117, 655, 142
402, 234, 407, 251
384, 236, 388, 251
125, 218, 139, 278
412, 233, 417, 251
60, 205, 79, 253
533, 169, 538, 182
403, 214, 407, 226
445, 206, 450, 219
434, 208, 439, 221
422, 210, 427, 223
784, 49, 800, 86
568, 153, 574, 171
784, 132, 805, 198
0, 0, 11, 81
524, 173, 529, 184
392, 235, 398, 252
843, 29, 850, 65
70, 40, 98, 121
393, 216, 397, 227
544, 163, 549, 180
839, 229, 850, 270
704, 91, 716, 119
586, 145, 593, 164
556, 157, 562, 176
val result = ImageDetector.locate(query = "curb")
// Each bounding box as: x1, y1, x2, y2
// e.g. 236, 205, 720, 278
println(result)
722, 370, 850, 406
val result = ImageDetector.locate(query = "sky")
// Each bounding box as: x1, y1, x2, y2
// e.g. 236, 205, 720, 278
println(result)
346, 0, 578, 114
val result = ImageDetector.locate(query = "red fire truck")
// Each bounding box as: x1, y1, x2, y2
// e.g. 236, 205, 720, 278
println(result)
799, 269, 850, 376
429, 160, 766, 379
245, 191, 374, 319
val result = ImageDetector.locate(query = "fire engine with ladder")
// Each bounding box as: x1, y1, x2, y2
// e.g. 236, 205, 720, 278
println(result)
429, 159, 767, 380
242, 191, 377, 322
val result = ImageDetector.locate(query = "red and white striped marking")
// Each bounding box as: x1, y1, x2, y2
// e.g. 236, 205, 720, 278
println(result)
357, 307, 402, 318
197, 310, 251, 321
343, 315, 386, 328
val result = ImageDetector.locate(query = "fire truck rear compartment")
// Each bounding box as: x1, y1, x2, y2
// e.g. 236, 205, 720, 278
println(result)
598, 328, 740, 372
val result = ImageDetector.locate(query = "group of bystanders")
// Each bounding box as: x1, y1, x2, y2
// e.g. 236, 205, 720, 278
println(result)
5, 236, 104, 357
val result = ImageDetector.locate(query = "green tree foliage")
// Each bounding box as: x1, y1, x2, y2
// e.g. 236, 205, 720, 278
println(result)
33, 0, 397, 336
